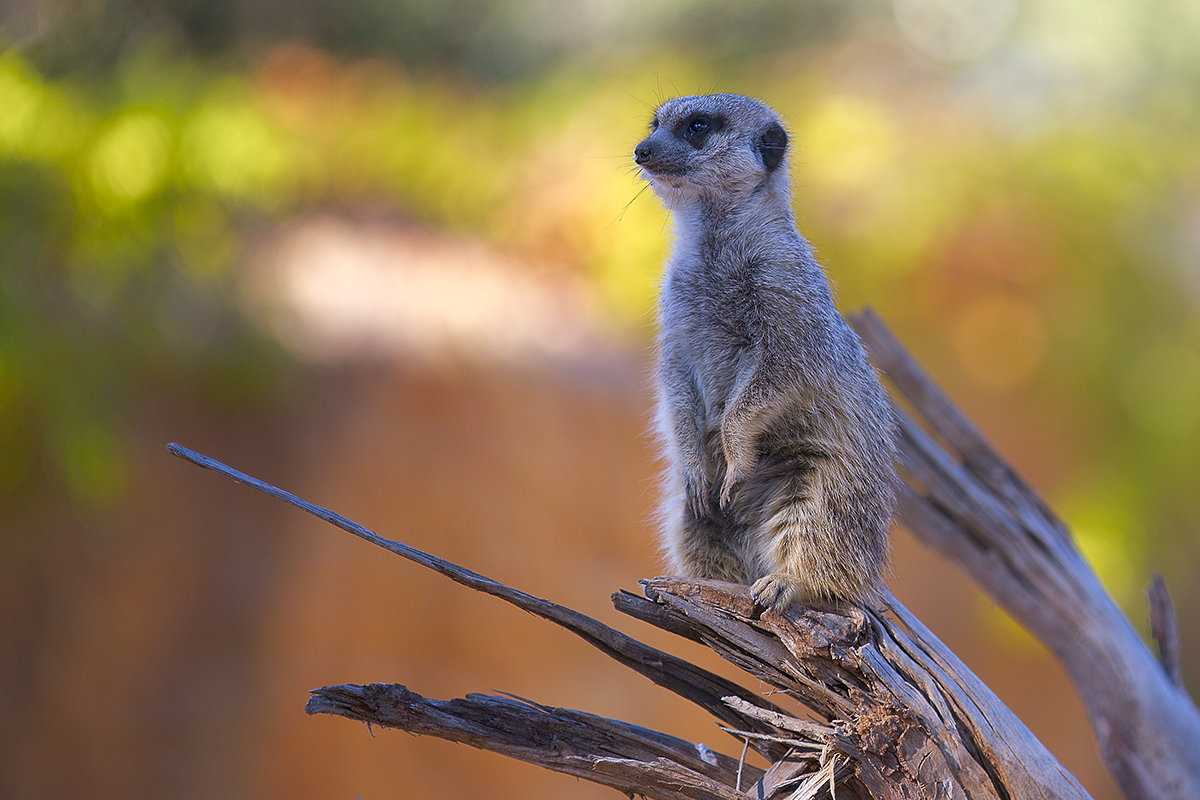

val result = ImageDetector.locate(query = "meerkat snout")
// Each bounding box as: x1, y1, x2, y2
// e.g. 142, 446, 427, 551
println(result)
632, 132, 692, 178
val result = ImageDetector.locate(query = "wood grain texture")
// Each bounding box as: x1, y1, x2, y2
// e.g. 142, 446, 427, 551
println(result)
168, 308, 1197, 798
850, 309, 1200, 800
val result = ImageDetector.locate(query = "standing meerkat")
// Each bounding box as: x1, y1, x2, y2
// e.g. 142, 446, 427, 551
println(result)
634, 93, 898, 610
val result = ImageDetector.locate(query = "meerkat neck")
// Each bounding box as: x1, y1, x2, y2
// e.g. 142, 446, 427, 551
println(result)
671, 188, 797, 261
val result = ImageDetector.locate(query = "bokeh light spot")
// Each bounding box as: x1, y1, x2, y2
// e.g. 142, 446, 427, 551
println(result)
951, 293, 1047, 390
0, 55, 43, 155
894, 0, 1017, 62
801, 96, 896, 191
87, 111, 170, 204
182, 93, 290, 201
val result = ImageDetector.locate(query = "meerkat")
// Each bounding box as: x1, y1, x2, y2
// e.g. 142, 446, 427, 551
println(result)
634, 93, 898, 610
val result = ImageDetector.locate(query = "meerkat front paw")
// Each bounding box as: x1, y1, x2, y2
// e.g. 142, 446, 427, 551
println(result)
718, 462, 750, 510
751, 573, 800, 612
718, 437, 756, 510
683, 468, 714, 519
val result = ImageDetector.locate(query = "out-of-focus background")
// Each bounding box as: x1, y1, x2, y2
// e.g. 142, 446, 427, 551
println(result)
1, 1, 1197, 798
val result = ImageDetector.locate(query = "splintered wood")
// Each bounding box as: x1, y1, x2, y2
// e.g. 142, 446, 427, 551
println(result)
170, 309, 1198, 800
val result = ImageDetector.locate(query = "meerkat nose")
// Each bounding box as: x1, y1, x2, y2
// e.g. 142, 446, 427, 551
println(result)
634, 140, 655, 164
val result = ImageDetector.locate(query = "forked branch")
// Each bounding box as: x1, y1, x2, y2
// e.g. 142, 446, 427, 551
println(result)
166, 308, 1197, 799
850, 309, 1200, 800
170, 444, 1089, 799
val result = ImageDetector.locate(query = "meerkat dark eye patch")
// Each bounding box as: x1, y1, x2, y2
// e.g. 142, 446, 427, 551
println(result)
757, 123, 787, 171
678, 113, 724, 149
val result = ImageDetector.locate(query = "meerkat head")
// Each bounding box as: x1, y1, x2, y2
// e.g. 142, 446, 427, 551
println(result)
634, 93, 789, 211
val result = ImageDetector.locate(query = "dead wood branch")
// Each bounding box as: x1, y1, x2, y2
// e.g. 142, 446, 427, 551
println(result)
171, 441, 1093, 800
624, 577, 1090, 800
1148, 573, 1183, 691
165, 443, 791, 762
849, 309, 1200, 800
167, 307, 1197, 799
305, 684, 758, 800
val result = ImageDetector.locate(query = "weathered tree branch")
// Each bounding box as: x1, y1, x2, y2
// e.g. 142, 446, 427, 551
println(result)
1147, 573, 1183, 690
849, 309, 1200, 800
166, 442, 792, 762
305, 684, 759, 800
624, 577, 1090, 799
168, 308, 1197, 799
170, 444, 1090, 799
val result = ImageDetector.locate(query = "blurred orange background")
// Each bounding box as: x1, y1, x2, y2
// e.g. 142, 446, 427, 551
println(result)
2, 2, 1198, 798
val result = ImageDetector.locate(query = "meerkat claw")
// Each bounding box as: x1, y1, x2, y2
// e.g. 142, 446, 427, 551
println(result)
718, 471, 743, 510
684, 472, 713, 519
751, 573, 799, 612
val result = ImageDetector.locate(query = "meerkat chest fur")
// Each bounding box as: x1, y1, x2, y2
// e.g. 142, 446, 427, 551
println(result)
661, 198, 837, 421
635, 93, 898, 610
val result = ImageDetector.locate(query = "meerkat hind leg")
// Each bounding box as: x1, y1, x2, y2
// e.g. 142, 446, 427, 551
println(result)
747, 472, 856, 611
749, 500, 815, 611
673, 513, 749, 584
751, 515, 879, 611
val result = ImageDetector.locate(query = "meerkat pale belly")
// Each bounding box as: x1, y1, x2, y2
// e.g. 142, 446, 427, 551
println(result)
635, 93, 898, 610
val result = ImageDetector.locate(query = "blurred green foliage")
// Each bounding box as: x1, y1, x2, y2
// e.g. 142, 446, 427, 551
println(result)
1, 0, 1198, 613
0, 44, 289, 512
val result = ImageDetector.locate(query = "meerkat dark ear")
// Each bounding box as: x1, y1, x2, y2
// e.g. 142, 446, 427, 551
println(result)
757, 123, 787, 172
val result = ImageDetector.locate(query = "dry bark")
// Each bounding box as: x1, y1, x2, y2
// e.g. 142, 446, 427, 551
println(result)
305, 684, 758, 800
849, 310, 1200, 800
169, 442, 1087, 799
168, 309, 1198, 799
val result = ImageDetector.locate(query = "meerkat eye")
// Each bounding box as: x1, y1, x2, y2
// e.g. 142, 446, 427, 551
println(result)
680, 114, 719, 149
